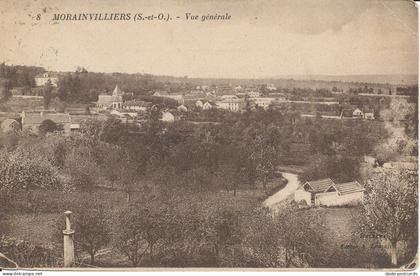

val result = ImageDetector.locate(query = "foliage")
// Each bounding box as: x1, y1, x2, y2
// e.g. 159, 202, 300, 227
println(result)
55, 200, 111, 265
0, 63, 42, 88
0, 235, 57, 267
242, 206, 327, 267
0, 150, 59, 194
299, 154, 361, 183
43, 80, 54, 109
113, 201, 172, 266
39, 119, 60, 134
361, 170, 418, 266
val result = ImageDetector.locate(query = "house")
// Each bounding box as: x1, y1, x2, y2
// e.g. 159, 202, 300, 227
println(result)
220, 95, 239, 100
96, 85, 124, 110
1, 119, 20, 133
195, 100, 204, 109
294, 178, 365, 207
123, 100, 152, 112
202, 101, 213, 110
216, 98, 245, 112
21, 110, 72, 134
252, 97, 276, 109
34, 72, 59, 87
247, 91, 260, 98
352, 108, 364, 118
161, 111, 175, 123
266, 84, 277, 91
153, 91, 184, 104
177, 105, 188, 112
364, 109, 375, 120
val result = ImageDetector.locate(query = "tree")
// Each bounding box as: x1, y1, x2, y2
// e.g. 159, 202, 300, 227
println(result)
299, 154, 361, 184
39, 119, 59, 134
43, 80, 53, 109
103, 147, 138, 202
275, 206, 326, 267
375, 98, 418, 161
73, 203, 111, 265
203, 207, 241, 265
63, 146, 101, 191
100, 117, 129, 146
114, 202, 170, 266
0, 150, 59, 194
242, 206, 326, 268
0, 79, 11, 103
361, 170, 418, 266
0, 150, 59, 215
248, 132, 279, 190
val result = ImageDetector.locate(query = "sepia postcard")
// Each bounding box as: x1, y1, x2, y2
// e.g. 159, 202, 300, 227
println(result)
0, 0, 418, 274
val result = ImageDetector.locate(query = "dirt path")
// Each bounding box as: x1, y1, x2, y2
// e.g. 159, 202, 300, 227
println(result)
263, 172, 300, 209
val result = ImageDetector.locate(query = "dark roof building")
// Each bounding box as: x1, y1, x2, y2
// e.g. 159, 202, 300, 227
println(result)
333, 181, 365, 195
303, 178, 335, 193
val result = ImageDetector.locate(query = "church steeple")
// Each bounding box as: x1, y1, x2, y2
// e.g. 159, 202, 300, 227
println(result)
112, 85, 123, 96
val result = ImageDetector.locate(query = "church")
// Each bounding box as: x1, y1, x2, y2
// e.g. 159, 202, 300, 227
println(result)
96, 85, 124, 110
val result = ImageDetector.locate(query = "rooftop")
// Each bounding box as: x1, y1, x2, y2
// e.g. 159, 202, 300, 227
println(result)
334, 181, 365, 195
304, 178, 335, 193
22, 111, 71, 125
123, 100, 152, 107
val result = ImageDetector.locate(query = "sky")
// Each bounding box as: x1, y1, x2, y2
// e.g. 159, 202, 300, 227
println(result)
0, 0, 418, 78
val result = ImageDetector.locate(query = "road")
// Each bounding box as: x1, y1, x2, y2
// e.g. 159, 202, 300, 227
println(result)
263, 172, 300, 209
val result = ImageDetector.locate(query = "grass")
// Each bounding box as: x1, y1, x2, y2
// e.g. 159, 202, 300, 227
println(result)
1, 213, 59, 249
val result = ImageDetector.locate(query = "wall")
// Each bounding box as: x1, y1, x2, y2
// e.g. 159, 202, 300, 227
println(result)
294, 189, 311, 206
315, 191, 363, 207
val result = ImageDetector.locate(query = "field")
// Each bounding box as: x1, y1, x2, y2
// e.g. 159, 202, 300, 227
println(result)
1, 189, 390, 268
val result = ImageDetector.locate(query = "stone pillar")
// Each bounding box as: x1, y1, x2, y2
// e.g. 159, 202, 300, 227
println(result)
63, 210, 75, 267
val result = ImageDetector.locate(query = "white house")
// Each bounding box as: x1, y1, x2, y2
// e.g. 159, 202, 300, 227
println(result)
352, 108, 364, 118
221, 95, 239, 100
195, 100, 204, 109
294, 178, 365, 207
34, 72, 59, 87
161, 111, 175, 123
123, 100, 152, 112
203, 101, 213, 110
252, 97, 276, 109
216, 98, 245, 112
364, 109, 375, 120
266, 84, 277, 91
247, 91, 260, 98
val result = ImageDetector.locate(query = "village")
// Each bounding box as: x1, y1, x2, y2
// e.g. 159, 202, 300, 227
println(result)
2, 69, 416, 137
0, 0, 418, 270
0, 63, 417, 270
